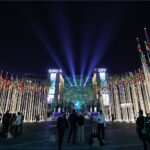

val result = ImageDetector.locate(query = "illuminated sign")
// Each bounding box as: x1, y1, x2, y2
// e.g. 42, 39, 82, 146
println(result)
48, 69, 62, 73
97, 68, 106, 72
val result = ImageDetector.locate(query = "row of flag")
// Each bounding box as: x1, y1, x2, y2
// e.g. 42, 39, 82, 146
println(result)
107, 28, 150, 121
0, 72, 49, 121
108, 69, 144, 93
0, 72, 49, 93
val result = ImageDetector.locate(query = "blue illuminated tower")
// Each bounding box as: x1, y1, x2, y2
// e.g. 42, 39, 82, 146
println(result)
47, 69, 64, 105
92, 68, 110, 120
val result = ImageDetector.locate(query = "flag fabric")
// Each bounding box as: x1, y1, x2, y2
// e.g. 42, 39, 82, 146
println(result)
144, 28, 150, 51
20, 81, 24, 93
136, 72, 139, 82
137, 43, 142, 52
119, 83, 122, 93
136, 38, 143, 60
144, 41, 150, 51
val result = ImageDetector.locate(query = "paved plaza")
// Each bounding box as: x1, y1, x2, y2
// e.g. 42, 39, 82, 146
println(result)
0, 121, 145, 150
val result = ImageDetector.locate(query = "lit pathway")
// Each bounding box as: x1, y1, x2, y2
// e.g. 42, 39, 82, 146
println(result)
0, 121, 144, 150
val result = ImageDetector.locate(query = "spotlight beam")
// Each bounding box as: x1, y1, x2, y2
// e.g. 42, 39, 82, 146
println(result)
24, 9, 72, 86
51, 8, 76, 86
84, 12, 123, 85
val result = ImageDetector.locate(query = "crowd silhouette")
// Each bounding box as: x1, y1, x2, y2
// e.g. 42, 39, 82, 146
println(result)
1, 110, 24, 139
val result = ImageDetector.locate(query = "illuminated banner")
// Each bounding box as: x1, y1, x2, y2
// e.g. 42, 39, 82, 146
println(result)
49, 73, 56, 94
98, 68, 110, 106
47, 71, 57, 104
48, 69, 62, 73
99, 71, 107, 94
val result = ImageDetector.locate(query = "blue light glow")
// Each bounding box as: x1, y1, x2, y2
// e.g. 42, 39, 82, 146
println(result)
49, 73, 56, 95
75, 101, 81, 110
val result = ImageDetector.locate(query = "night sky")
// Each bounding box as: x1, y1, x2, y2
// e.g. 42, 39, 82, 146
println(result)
0, 2, 150, 77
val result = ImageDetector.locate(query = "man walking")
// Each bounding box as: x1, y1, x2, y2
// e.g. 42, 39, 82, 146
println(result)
97, 110, 105, 145
77, 111, 85, 143
136, 109, 150, 150
67, 109, 78, 144
57, 112, 68, 150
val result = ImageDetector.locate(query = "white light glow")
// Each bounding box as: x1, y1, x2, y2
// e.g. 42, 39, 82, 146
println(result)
49, 73, 56, 95
121, 103, 133, 108
97, 68, 106, 72
100, 72, 106, 81
48, 69, 62, 73
102, 94, 110, 106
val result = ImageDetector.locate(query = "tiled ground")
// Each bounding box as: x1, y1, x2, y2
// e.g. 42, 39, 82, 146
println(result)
0, 121, 146, 150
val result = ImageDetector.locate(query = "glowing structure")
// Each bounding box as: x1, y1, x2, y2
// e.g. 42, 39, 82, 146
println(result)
92, 68, 110, 121
47, 69, 64, 104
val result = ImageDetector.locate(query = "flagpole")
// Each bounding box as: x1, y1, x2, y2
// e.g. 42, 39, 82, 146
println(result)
144, 28, 150, 64
144, 41, 150, 63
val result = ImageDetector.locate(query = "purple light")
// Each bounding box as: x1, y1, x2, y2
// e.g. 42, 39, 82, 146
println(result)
84, 13, 123, 85
80, 48, 89, 86
51, 8, 76, 86
25, 11, 73, 86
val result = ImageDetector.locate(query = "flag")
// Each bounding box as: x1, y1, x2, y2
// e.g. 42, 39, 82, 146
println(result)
138, 69, 143, 82
136, 72, 139, 82
119, 82, 122, 93
2, 72, 8, 90
8, 74, 13, 90
20, 81, 24, 93
136, 38, 142, 53
144, 41, 150, 51
144, 28, 150, 51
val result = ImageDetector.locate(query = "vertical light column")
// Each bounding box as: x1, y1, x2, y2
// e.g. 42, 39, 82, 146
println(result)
114, 85, 122, 121
5, 87, 12, 112
143, 81, 150, 113
16, 92, 22, 113
47, 69, 59, 105
97, 68, 110, 120
137, 83, 146, 115
11, 88, 18, 113
126, 83, 134, 122
122, 90, 128, 121
131, 84, 139, 118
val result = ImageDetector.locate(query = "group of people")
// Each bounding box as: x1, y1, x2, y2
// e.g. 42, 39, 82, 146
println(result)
1, 110, 24, 138
56, 109, 85, 150
56, 109, 106, 150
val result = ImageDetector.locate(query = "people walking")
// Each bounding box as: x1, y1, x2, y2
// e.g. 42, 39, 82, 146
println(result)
15, 112, 22, 135
88, 121, 99, 145
19, 113, 24, 134
67, 109, 78, 144
10, 113, 17, 136
2, 110, 10, 137
97, 110, 106, 145
136, 109, 150, 150
57, 112, 68, 150
77, 111, 85, 143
